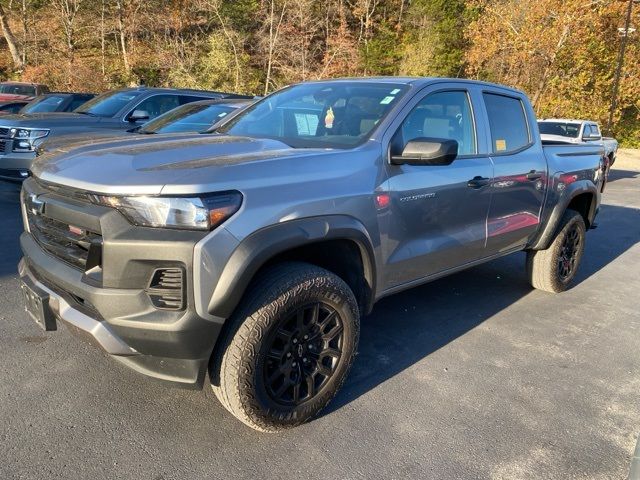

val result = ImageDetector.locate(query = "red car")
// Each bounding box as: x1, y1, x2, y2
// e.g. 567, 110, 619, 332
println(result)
0, 82, 49, 102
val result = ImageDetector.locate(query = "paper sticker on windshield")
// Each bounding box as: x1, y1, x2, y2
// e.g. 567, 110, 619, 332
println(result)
495, 139, 507, 151
380, 96, 395, 105
324, 107, 335, 129
390, 88, 401, 95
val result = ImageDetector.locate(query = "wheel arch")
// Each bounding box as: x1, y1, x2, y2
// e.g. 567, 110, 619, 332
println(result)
207, 216, 377, 319
530, 180, 598, 251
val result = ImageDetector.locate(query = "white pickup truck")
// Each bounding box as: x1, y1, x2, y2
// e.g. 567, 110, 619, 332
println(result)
538, 119, 618, 167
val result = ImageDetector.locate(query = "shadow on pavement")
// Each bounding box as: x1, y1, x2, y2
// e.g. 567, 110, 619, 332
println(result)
0, 183, 22, 278
325, 203, 640, 414
607, 168, 639, 183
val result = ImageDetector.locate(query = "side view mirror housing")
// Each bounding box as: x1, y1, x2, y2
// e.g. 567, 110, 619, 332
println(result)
582, 133, 601, 141
391, 138, 458, 166
128, 109, 150, 122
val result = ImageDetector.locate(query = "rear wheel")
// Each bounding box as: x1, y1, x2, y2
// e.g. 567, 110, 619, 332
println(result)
526, 209, 586, 293
210, 262, 359, 432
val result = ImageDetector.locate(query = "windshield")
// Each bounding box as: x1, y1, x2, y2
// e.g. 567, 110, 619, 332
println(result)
216, 82, 409, 148
0, 84, 36, 96
75, 90, 142, 117
538, 122, 581, 138
21, 95, 67, 113
139, 103, 238, 134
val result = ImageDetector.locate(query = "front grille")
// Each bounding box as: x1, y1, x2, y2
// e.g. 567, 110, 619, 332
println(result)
0, 140, 6, 153
0, 127, 10, 137
24, 186, 103, 270
27, 211, 102, 270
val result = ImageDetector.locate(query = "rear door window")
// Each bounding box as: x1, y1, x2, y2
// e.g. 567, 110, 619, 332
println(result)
483, 93, 530, 153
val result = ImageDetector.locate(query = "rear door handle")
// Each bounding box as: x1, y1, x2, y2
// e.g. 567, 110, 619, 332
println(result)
467, 176, 491, 189
526, 170, 543, 181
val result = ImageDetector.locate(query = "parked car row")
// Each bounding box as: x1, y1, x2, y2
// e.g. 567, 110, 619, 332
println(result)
36, 98, 251, 156
0, 92, 96, 116
0, 83, 253, 181
15, 76, 609, 431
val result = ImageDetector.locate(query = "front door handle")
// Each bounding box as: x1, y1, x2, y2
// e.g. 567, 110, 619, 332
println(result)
526, 170, 543, 181
467, 176, 491, 189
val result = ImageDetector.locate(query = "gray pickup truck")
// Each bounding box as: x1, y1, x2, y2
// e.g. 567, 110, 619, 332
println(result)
18, 78, 606, 431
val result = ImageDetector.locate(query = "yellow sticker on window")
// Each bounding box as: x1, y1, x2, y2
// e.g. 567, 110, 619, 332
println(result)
495, 139, 507, 151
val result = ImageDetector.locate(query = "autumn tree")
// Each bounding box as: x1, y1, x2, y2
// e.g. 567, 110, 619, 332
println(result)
400, 0, 469, 77
0, 2, 24, 70
465, 0, 639, 144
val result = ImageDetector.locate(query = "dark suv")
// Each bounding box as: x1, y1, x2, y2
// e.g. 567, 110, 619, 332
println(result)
0, 87, 250, 181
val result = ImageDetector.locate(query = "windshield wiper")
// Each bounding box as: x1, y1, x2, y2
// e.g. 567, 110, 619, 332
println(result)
75, 111, 97, 116
137, 130, 157, 134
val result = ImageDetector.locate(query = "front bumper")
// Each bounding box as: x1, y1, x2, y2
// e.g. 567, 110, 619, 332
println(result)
18, 178, 226, 388
0, 150, 35, 182
19, 259, 138, 356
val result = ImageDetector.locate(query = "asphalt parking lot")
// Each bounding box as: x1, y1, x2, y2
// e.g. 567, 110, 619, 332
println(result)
1, 154, 639, 480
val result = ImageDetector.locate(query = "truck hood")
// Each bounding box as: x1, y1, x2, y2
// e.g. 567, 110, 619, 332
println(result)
0, 112, 105, 128
38, 130, 132, 154
31, 134, 333, 195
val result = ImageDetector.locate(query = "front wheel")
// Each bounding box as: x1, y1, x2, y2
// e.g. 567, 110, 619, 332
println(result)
210, 262, 360, 432
526, 209, 586, 293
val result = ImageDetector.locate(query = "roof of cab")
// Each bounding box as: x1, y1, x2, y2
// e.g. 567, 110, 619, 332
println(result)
114, 86, 251, 97
297, 76, 526, 95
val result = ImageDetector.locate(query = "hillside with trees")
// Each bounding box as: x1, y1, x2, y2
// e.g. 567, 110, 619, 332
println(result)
0, 0, 638, 145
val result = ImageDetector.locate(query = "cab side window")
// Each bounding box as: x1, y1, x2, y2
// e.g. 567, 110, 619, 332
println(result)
483, 93, 530, 153
131, 94, 181, 120
393, 90, 476, 156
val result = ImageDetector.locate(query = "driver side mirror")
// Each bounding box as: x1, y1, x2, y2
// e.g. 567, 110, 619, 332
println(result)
391, 138, 458, 166
582, 132, 601, 141
128, 109, 149, 122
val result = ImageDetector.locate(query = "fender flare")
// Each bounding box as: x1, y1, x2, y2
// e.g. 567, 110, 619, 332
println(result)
207, 215, 377, 319
530, 179, 598, 251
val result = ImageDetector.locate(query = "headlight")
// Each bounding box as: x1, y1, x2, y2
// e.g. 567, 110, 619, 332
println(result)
90, 191, 242, 230
9, 128, 49, 152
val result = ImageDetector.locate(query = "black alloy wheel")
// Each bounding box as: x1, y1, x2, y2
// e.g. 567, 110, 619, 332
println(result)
558, 223, 581, 280
263, 302, 344, 406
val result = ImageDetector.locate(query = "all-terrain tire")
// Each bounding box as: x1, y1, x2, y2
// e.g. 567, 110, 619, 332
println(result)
210, 262, 360, 432
526, 209, 586, 293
